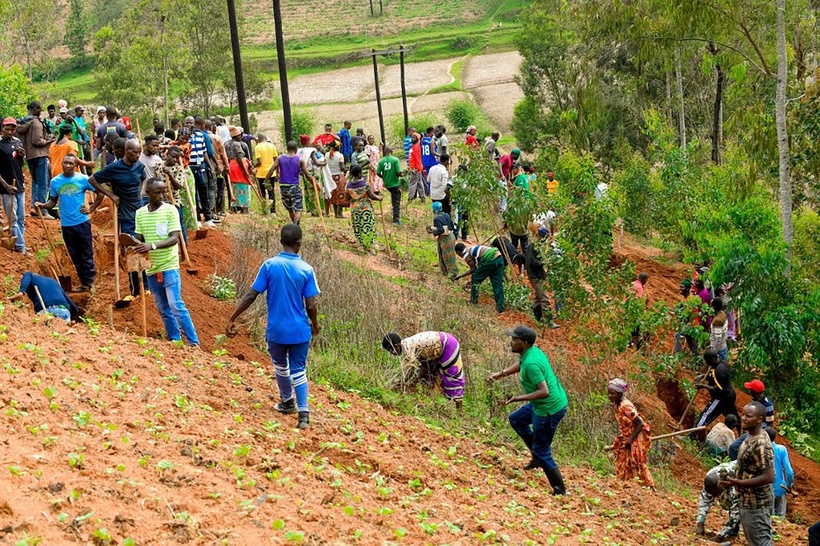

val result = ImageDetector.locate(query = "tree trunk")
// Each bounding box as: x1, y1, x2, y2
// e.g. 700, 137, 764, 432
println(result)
775, 0, 793, 262
675, 48, 686, 150
712, 62, 724, 164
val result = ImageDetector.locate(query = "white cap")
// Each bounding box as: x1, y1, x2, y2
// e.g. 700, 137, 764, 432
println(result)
97, 105, 106, 113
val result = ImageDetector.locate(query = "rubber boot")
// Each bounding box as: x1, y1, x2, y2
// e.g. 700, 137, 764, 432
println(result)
522, 438, 538, 470
545, 466, 566, 495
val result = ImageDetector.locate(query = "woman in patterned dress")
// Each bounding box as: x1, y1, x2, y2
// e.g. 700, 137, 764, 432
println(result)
346, 164, 382, 253
364, 134, 383, 192
608, 378, 655, 487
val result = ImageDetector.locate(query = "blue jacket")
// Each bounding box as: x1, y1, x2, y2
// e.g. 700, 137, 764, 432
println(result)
772, 442, 794, 498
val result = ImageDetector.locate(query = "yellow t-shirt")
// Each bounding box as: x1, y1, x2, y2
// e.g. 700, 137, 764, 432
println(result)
546, 179, 559, 195
254, 141, 278, 178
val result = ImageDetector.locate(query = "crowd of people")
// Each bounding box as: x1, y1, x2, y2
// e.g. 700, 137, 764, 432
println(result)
3, 99, 818, 544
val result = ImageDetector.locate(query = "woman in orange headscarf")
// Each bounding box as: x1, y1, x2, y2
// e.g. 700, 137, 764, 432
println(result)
608, 378, 655, 487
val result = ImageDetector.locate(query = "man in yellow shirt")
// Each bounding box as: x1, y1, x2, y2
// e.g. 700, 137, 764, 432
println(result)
254, 133, 278, 213
546, 171, 559, 195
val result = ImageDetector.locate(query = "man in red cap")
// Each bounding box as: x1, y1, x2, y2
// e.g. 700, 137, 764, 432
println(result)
729, 378, 775, 461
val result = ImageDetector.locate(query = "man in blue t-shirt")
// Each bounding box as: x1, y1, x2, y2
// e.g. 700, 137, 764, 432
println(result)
89, 139, 147, 297
10, 271, 80, 322
421, 126, 440, 173
338, 121, 352, 165
225, 224, 321, 429
36, 154, 100, 291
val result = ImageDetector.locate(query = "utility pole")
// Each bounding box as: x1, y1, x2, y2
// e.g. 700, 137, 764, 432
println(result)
227, 0, 250, 132
273, 0, 293, 142
400, 45, 408, 135
367, 47, 414, 146
371, 49, 386, 146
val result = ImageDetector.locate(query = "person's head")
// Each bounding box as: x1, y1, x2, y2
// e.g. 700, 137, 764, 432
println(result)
511, 162, 521, 176
407, 126, 415, 136
679, 279, 692, 297
47, 105, 56, 116
437, 124, 446, 135
343, 120, 351, 129
61, 153, 78, 177
695, 278, 705, 292
1, 117, 17, 139
466, 125, 477, 135
154, 121, 165, 136
434, 127, 443, 138
491, 131, 500, 141
170, 117, 180, 129
367, 134, 375, 145
350, 164, 363, 180
144, 134, 159, 155
382, 333, 403, 355
193, 115, 206, 129
204, 121, 215, 133
96, 105, 106, 119
440, 153, 450, 166
766, 427, 778, 443
257, 133, 267, 142
166, 145, 182, 164
112, 137, 127, 158
703, 348, 720, 368
74, 105, 85, 117
607, 377, 629, 404
712, 297, 724, 314
143, 177, 167, 206
286, 140, 298, 153
724, 414, 738, 431
299, 134, 311, 147
703, 469, 725, 498
638, 272, 648, 286
355, 127, 364, 136
229, 126, 242, 141
324, 123, 333, 134
383, 145, 392, 156
740, 401, 766, 432
280, 223, 303, 251
744, 379, 765, 401
511, 148, 521, 160
28, 101, 42, 116
507, 325, 537, 355
454, 242, 466, 257
176, 128, 190, 144
58, 124, 73, 139
425, 126, 434, 136
411, 134, 419, 144
355, 139, 364, 152
547, 171, 554, 180
184, 116, 195, 129
106, 106, 118, 120
432, 201, 442, 214
123, 139, 142, 164
59, 107, 68, 119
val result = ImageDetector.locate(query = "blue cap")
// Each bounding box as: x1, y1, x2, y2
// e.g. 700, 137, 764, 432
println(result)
537, 226, 548, 236
432, 202, 442, 212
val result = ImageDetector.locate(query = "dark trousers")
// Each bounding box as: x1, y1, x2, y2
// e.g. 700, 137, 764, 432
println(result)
433, 197, 451, 215
511, 233, 529, 254
509, 404, 566, 471
456, 209, 469, 240
387, 186, 401, 222
470, 255, 506, 312
215, 174, 227, 213
809, 521, 820, 546
62, 221, 96, 286
190, 166, 212, 221
258, 177, 276, 212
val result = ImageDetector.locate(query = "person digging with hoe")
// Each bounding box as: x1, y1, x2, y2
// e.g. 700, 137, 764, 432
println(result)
382, 331, 465, 409
225, 224, 320, 429
488, 325, 568, 495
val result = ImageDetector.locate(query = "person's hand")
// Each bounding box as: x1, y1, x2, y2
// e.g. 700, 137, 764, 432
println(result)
80, 205, 91, 215
133, 243, 152, 254
6, 185, 18, 195
34, 201, 44, 209
311, 323, 321, 336
110, 195, 120, 206
16, 147, 25, 159
724, 477, 739, 487
505, 395, 518, 405
225, 321, 239, 338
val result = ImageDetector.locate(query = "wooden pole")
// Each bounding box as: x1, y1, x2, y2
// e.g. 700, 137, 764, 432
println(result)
604, 426, 706, 451
36, 207, 66, 277
227, 0, 250, 132
272, 0, 293, 142
138, 270, 147, 338
677, 395, 698, 429
310, 178, 331, 244
113, 202, 121, 301
372, 49, 386, 148
377, 200, 393, 261
33, 285, 47, 314
400, 46, 409, 136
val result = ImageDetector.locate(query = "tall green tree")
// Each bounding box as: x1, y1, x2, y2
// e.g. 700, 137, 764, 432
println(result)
180, 0, 233, 115
65, 0, 89, 64
0, 65, 37, 119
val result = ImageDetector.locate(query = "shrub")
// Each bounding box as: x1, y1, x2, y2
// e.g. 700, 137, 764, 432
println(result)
208, 274, 237, 301
445, 99, 481, 134
288, 109, 315, 141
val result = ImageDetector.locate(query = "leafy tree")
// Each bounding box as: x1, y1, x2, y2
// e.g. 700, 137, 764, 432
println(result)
180, 0, 233, 116
3, 0, 61, 80
0, 65, 36, 119
65, 0, 89, 64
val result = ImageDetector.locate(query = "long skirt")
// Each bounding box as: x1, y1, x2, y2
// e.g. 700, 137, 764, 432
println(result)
330, 174, 350, 207
231, 182, 251, 212
351, 208, 376, 250
437, 232, 459, 279
180, 168, 197, 231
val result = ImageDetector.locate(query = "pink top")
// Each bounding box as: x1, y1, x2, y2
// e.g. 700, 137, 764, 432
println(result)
631, 279, 644, 298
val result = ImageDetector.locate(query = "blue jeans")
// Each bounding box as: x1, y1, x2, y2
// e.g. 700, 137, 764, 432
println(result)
145, 269, 199, 345
39, 305, 71, 322
267, 340, 311, 412
509, 403, 566, 471
27, 157, 49, 208
1, 191, 25, 250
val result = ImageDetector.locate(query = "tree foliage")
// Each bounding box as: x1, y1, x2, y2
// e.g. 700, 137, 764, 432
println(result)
0, 65, 37, 120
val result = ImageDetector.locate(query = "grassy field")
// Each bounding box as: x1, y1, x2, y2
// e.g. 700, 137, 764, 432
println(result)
44, 0, 528, 102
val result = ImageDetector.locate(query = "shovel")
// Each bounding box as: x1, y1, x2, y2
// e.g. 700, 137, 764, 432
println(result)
1, 185, 17, 250
36, 206, 72, 292
112, 202, 133, 309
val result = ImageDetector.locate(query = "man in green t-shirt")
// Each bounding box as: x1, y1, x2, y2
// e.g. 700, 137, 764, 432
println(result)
489, 325, 569, 495
376, 146, 403, 224
134, 178, 200, 346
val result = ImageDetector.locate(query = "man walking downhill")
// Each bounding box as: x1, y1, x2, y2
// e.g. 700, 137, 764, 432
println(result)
377, 146, 403, 224
489, 325, 568, 495
133, 178, 199, 346
15, 102, 53, 218
726, 402, 775, 546
254, 134, 278, 213
36, 154, 99, 292
225, 224, 320, 429
0, 117, 28, 254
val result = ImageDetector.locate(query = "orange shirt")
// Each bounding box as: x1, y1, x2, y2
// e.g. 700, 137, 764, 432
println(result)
49, 140, 80, 178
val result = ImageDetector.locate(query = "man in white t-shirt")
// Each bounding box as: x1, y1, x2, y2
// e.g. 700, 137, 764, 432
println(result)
428, 153, 451, 214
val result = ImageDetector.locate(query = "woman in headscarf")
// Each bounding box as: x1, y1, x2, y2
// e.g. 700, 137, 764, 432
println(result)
607, 378, 654, 487
326, 141, 348, 218
364, 134, 383, 192
346, 164, 382, 253
427, 201, 459, 279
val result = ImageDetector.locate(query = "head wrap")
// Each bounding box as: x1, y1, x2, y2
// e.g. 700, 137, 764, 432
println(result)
511, 148, 521, 156
432, 201, 442, 212
608, 378, 628, 394
299, 134, 311, 146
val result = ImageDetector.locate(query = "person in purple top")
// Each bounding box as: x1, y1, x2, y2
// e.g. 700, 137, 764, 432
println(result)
264, 141, 315, 225
225, 224, 320, 429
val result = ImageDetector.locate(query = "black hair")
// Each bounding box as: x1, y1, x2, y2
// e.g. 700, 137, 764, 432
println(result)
712, 298, 724, 313
144, 135, 159, 144
177, 127, 191, 137
167, 145, 182, 155
280, 223, 303, 247
350, 164, 363, 179
425, 126, 434, 134
286, 140, 298, 152
695, 278, 705, 290
703, 348, 719, 365
62, 153, 78, 161
766, 427, 778, 441
47, 104, 55, 110
724, 414, 738, 430
144, 177, 165, 190
440, 153, 450, 165
638, 272, 649, 283
106, 106, 117, 117
170, 117, 180, 125
458, 164, 468, 172
164, 129, 176, 140
59, 124, 73, 137
28, 101, 41, 110
154, 122, 165, 134
382, 333, 402, 352
112, 137, 127, 150
454, 242, 466, 256
746, 400, 766, 418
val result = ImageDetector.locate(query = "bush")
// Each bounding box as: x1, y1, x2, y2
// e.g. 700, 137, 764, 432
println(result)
0, 65, 36, 119
208, 274, 237, 301
387, 113, 439, 156
446, 99, 481, 134
288, 109, 315, 141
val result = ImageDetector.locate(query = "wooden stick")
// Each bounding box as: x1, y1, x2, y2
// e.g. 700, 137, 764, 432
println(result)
139, 270, 147, 338
113, 202, 121, 301
677, 395, 698, 429
165, 190, 192, 265
33, 285, 47, 314
310, 177, 330, 243
376, 199, 394, 260
184, 173, 200, 229
36, 207, 66, 276
136, 118, 142, 142
604, 426, 707, 451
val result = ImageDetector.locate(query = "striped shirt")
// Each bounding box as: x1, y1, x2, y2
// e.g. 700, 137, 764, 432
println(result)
135, 203, 181, 275
189, 130, 209, 166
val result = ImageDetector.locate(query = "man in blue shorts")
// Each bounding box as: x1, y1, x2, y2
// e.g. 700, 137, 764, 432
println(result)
225, 224, 321, 429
